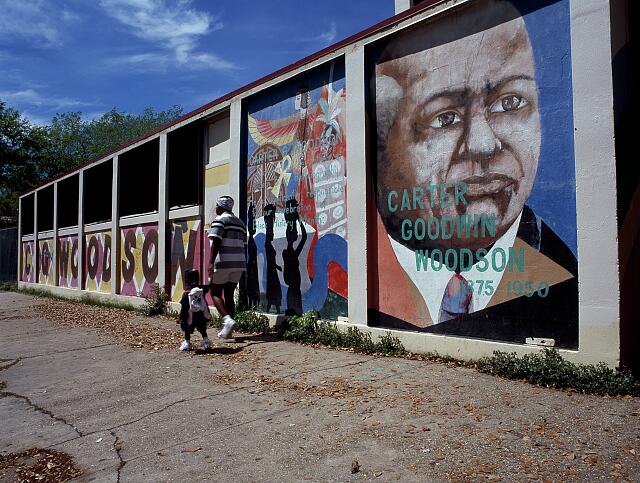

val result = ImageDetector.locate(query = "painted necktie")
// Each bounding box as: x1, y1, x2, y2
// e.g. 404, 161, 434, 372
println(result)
438, 273, 472, 323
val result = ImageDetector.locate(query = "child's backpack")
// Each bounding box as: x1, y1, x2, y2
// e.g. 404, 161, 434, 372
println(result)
188, 287, 212, 320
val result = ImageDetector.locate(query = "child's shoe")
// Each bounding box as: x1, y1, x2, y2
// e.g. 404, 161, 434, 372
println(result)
179, 340, 193, 351
217, 316, 236, 339
202, 337, 211, 350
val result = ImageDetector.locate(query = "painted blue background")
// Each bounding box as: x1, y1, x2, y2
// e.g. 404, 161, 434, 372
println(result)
515, 0, 577, 256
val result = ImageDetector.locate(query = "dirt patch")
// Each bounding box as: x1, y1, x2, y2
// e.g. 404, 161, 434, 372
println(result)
254, 375, 373, 399
37, 299, 183, 350
0, 448, 82, 482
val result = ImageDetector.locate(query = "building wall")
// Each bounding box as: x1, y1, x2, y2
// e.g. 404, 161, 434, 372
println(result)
169, 217, 203, 302
119, 222, 160, 297
84, 230, 112, 294
16, 0, 626, 367
20, 240, 35, 283
38, 238, 55, 286
202, 113, 233, 304
57, 235, 79, 288
611, 0, 637, 371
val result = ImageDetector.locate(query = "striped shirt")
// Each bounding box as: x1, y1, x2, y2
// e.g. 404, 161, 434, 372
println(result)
208, 211, 247, 274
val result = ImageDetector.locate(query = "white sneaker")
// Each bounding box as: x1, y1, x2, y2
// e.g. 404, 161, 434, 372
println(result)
179, 340, 192, 351
217, 316, 236, 339
202, 337, 211, 350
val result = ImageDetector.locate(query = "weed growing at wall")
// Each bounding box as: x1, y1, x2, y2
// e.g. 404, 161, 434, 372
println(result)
142, 284, 168, 316
0, 282, 18, 292
283, 311, 407, 356
207, 313, 223, 329
477, 348, 640, 396
234, 311, 270, 334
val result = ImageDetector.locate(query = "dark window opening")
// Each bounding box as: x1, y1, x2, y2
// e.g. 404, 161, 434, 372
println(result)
119, 139, 159, 217
21, 194, 34, 235
84, 160, 113, 225
57, 175, 79, 228
37, 185, 54, 232
168, 122, 204, 209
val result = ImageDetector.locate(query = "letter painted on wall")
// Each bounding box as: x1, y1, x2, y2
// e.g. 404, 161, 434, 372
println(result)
170, 218, 202, 301
21, 241, 35, 283
368, 0, 578, 348
120, 223, 159, 297
245, 60, 348, 318
85, 230, 111, 293
38, 238, 54, 285
58, 235, 79, 288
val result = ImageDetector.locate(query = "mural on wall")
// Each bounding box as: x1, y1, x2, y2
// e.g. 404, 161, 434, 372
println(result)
245, 60, 348, 318
85, 230, 111, 293
368, 0, 579, 348
58, 235, 79, 288
169, 218, 202, 301
21, 241, 35, 283
120, 223, 159, 297
38, 238, 54, 285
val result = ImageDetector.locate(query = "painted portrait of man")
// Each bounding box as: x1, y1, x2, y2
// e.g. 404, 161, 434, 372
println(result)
369, 0, 578, 348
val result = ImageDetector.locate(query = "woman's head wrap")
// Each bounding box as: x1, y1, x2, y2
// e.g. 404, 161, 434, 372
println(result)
216, 195, 234, 211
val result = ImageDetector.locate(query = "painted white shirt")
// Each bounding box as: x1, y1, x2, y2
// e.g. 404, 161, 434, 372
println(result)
389, 213, 522, 323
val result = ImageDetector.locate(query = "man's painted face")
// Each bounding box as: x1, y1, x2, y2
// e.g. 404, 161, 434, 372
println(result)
377, 10, 540, 251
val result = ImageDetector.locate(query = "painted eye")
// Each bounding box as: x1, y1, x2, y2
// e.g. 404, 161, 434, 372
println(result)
490, 94, 528, 113
429, 110, 462, 128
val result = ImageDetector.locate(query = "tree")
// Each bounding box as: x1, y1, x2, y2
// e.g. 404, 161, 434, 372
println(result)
0, 102, 184, 220
0, 101, 50, 219
83, 106, 183, 158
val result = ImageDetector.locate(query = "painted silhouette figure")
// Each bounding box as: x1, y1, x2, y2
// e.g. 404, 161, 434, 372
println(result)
282, 198, 307, 316
246, 202, 261, 309
263, 203, 282, 313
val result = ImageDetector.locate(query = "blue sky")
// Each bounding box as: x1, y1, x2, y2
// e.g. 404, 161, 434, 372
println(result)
0, 0, 393, 125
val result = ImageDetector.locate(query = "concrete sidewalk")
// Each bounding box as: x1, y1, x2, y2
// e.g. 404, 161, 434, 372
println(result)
1, 292, 639, 482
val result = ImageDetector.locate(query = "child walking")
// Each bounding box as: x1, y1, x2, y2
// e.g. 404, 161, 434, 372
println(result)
177, 269, 212, 351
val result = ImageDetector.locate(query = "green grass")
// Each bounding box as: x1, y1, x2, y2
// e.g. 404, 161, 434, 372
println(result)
206, 311, 270, 333
234, 311, 270, 334
0, 282, 18, 292
282, 310, 407, 356
11, 285, 143, 313
477, 348, 640, 396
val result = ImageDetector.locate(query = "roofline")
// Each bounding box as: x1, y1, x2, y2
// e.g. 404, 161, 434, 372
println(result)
21, 0, 445, 197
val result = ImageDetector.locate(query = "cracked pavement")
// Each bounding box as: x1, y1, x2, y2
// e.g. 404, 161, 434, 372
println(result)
1, 291, 640, 482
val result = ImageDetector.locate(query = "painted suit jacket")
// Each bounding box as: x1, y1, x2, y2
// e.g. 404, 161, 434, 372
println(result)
368, 206, 579, 349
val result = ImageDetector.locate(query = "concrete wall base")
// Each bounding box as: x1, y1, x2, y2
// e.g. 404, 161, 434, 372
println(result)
17, 281, 617, 368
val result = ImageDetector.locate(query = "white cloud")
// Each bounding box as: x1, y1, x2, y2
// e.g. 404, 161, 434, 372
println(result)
21, 111, 52, 126
61, 6, 82, 24
317, 21, 337, 45
299, 21, 337, 46
99, 0, 235, 71
82, 110, 108, 122
104, 52, 170, 72
0, 89, 93, 111
0, 1, 81, 47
